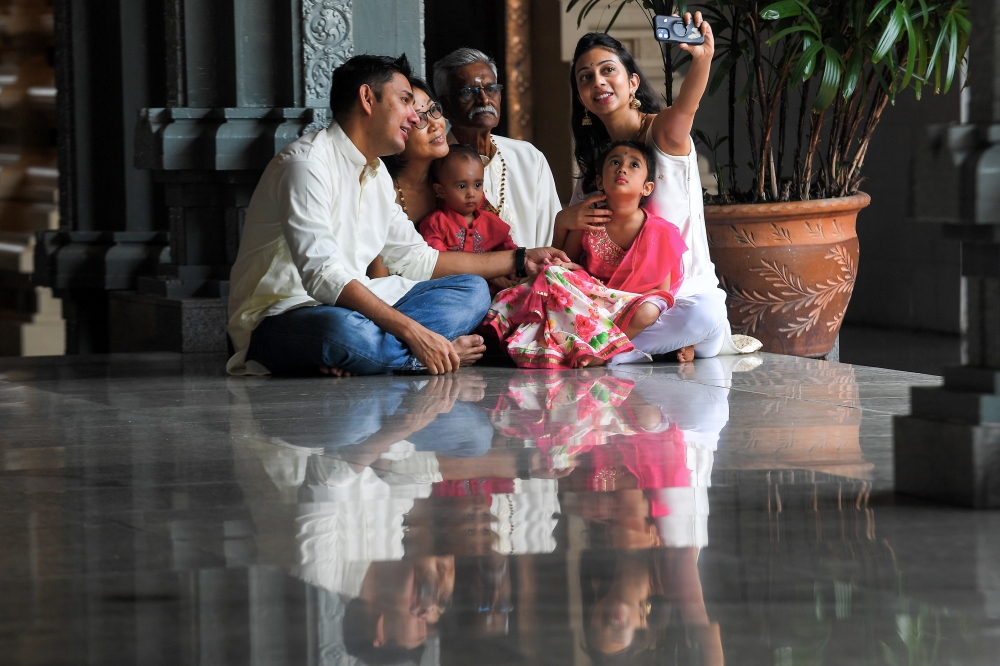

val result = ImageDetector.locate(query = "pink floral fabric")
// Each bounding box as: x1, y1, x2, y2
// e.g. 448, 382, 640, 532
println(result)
481, 266, 659, 369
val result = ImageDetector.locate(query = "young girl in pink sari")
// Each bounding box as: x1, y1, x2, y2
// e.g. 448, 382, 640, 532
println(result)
482, 141, 687, 368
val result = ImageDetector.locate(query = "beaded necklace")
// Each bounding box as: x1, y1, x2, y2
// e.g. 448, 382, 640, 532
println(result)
481, 136, 507, 217
394, 180, 409, 216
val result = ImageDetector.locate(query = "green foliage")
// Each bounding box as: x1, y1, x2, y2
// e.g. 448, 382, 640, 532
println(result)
567, 0, 970, 202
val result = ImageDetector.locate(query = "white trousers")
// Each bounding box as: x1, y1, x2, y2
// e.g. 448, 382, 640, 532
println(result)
612, 288, 729, 363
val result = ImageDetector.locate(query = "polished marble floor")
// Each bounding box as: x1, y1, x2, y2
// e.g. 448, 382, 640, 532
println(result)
2, 352, 998, 665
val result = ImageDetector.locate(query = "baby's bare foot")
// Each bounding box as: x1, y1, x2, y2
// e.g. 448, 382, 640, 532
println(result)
676, 346, 695, 363
452, 335, 486, 366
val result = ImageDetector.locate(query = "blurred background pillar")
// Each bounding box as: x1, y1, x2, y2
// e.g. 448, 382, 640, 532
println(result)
894, 0, 1000, 507
0, 0, 65, 356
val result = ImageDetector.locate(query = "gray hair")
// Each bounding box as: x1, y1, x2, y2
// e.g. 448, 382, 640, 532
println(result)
432, 48, 498, 98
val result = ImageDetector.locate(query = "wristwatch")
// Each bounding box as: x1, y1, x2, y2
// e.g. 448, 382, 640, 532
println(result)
514, 247, 528, 278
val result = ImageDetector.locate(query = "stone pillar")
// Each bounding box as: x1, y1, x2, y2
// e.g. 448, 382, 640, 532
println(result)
117, 0, 424, 354
40, 0, 422, 354
505, 0, 531, 141
894, 0, 1000, 507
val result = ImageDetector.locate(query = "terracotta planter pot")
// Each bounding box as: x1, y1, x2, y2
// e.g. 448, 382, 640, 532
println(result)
704, 193, 870, 358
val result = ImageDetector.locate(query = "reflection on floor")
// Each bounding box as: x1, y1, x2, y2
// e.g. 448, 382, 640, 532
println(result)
2, 352, 997, 665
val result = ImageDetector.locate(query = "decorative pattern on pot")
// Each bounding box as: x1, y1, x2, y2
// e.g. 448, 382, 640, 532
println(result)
705, 193, 870, 358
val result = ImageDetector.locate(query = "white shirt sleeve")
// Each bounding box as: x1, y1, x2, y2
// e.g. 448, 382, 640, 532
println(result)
272, 159, 356, 306
380, 203, 439, 281
535, 154, 562, 247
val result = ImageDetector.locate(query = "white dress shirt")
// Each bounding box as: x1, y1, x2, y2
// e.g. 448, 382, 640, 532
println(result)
294, 443, 441, 597
227, 122, 440, 375
482, 134, 562, 248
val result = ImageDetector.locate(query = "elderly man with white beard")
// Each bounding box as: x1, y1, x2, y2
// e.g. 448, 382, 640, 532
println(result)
433, 48, 562, 249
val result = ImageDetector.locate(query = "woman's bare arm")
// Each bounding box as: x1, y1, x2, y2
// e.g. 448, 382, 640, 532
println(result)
650, 13, 715, 156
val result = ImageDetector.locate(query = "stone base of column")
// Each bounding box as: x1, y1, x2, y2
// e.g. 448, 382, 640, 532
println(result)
894, 367, 1000, 507
108, 291, 227, 354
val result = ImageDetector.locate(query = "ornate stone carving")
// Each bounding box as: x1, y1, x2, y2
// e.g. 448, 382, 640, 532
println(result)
303, 0, 354, 105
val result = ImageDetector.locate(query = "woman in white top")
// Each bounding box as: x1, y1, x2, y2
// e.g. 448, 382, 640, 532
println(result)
561, 22, 758, 361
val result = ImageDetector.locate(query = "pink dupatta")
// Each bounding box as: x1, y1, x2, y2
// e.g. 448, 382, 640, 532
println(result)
605, 213, 687, 297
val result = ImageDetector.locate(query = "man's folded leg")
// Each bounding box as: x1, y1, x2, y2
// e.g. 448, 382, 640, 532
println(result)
245, 275, 491, 376
392, 274, 491, 341
246, 305, 419, 375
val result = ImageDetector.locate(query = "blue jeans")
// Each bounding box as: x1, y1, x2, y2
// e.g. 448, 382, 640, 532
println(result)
246, 275, 491, 375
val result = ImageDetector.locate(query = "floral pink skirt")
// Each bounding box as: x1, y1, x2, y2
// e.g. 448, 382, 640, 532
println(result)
481, 266, 670, 369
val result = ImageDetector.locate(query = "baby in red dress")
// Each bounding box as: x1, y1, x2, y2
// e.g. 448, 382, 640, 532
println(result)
419, 144, 519, 291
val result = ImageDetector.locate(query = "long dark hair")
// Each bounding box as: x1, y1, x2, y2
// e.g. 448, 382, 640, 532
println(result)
570, 33, 662, 195
382, 76, 439, 179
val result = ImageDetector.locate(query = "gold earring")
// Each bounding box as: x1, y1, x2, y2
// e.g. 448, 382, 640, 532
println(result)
630, 94, 642, 110
582, 109, 593, 126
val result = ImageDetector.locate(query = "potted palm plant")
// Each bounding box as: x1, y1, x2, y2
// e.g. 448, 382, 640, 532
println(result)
569, 0, 969, 357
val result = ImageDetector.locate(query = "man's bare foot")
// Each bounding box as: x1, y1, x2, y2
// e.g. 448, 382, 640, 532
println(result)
676, 346, 695, 363
573, 354, 607, 368
319, 366, 353, 377
452, 335, 487, 366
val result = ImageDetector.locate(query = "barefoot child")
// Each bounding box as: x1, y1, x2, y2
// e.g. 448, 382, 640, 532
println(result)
557, 140, 692, 362
482, 142, 685, 369
418, 144, 519, 292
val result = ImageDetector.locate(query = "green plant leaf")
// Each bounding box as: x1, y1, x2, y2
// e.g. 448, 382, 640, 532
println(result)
576, 0, 607, 28
867, 0, 895, 25
925, 14, 949, 80
796, 0, 822, 33
873, 3, 906, 63
760, 0, 801, 20
842, 48, 864, 98
915, 0, 931, 27
793, 39, 824, 82
766, 24, 818, 46
814, 47, 844, 110
944, 18, 958, 92
605, 1, 629, 31
900, 7, 918, 89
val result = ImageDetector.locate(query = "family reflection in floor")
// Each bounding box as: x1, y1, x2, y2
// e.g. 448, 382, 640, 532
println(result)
229, 359, 753, 664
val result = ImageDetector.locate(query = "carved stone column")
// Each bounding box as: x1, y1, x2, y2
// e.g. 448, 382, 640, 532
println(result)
505, 0, 532, 141
41, 0, 422, 354
893, 0, 1000, 507
113, 0, 423, 353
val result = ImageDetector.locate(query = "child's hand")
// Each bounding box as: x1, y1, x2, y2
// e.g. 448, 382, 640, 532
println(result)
677, 11, 714, 61
555, 192, 612, 232
490, 275, 522, 291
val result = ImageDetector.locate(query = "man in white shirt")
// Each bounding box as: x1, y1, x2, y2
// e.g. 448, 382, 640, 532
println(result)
227, 54, 570, 377
433, 48, 562, 249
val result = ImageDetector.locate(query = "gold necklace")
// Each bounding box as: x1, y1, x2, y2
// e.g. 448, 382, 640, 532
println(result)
482, 137, 507, 216
394, 179, 409, 216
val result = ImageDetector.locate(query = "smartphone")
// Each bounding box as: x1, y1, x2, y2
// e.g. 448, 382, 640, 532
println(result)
654, 15, 706, 45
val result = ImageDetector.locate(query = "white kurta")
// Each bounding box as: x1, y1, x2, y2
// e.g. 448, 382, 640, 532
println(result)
482, 134, 562, 248
226, 122, 439, 375
294, 442, 441, 596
